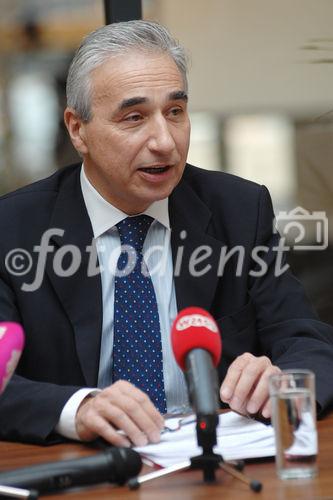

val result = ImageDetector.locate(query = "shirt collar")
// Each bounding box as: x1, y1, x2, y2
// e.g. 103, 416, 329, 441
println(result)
80, 164, 170, 238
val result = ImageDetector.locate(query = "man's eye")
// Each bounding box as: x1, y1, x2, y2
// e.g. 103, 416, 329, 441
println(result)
124, 113, 142, 122
169, 107, 183, 117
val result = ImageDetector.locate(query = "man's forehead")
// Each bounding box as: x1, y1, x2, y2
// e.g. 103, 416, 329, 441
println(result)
91, 51, 186, 103
93, 49, 181, 76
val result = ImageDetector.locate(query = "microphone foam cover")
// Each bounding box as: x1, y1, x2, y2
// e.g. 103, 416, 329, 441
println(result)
0, 322, 25, 394
171, 307, 222, 370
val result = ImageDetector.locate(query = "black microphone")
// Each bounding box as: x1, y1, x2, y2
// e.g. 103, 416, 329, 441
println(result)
0, 447, 141, 495
184, 348, 220, 417
171, 307, 222, 451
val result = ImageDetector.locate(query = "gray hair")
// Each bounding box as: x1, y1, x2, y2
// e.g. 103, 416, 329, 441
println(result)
66, 20, 188, 122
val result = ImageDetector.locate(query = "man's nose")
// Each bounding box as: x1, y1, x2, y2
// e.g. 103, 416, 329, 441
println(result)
147, 115, 176, 155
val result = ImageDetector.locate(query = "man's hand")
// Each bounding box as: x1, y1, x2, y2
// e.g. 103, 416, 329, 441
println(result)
220, 353, 281, 418
75, 380, 164, 447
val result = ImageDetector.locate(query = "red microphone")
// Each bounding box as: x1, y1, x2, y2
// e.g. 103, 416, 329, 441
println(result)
171, 307, 222, 418
0, 322, 25, 394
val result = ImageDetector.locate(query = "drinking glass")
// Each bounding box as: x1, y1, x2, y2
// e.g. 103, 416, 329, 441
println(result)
269, 370, 318, 479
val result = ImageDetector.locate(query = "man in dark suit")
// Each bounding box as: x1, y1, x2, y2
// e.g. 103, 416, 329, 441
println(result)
0, 20, 333, 445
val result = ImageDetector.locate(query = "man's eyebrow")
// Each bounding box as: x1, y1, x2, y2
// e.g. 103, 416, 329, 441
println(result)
118, 91, 188, 112
169, 90, 188, 102
118, 96, 147, 111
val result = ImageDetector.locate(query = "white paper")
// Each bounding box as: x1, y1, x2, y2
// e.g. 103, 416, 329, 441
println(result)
135, 411, 276, 468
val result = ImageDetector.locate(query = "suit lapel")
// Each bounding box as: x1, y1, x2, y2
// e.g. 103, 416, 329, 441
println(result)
46, 167, 103, 386
169, 174, 223, 312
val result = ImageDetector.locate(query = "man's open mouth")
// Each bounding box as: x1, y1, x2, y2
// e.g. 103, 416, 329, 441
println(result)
138, 165, 171, 174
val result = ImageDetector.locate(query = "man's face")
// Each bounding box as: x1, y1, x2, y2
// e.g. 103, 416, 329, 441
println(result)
68, 51, 191, 214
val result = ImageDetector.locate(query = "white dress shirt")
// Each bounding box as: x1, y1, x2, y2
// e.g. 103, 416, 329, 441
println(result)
56, 165, 189, 440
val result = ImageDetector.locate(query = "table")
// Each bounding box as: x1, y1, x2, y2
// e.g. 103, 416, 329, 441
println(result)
0, 414, 332, 500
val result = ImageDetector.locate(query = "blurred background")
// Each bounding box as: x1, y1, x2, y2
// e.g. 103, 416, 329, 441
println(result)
0, 0, 332, 322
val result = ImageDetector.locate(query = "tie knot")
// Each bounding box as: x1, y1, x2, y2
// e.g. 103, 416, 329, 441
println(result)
116, 215, 153, 252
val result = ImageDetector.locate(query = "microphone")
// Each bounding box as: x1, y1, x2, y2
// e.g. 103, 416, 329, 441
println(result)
171, 307, 222, 451
171, 307, 222, 415
0, 448, 142, 495
171, 308, 263, 490
0, 322, 25, 394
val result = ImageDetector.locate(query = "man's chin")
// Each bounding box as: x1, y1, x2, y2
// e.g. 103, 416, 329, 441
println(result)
126, 189, 172, 214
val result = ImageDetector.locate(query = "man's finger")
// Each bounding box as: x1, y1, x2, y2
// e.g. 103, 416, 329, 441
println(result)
110, 381, 164, 438
228, 368, 262, 413
105, 393, 161, 445
220, 352, 255, 402
229, 355, 271, 412
88, 414, 132, 447
261, 398, 272, 419
127, 383, 165, 428
78, 381, 164, 445
76, 401, 132, 447
246, 365, 281, 415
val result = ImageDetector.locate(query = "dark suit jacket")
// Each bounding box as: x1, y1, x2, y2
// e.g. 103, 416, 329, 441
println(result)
0, 163, 332, 443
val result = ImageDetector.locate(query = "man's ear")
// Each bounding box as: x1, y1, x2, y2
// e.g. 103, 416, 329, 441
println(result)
64, 107, 89, 154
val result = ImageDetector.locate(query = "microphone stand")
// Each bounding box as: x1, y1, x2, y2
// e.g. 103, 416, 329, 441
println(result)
128, 413, 262, 493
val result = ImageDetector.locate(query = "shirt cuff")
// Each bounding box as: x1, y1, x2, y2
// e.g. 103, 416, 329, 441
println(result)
55, 388, 101, 441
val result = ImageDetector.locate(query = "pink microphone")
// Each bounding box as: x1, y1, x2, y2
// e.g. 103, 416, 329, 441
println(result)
0, 322, 25, 394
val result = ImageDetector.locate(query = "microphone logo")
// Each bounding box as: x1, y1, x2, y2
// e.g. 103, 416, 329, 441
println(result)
175, 314, 218, 333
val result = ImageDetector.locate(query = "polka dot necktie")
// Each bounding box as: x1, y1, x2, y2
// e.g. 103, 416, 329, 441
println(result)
112, 215, 167, 413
